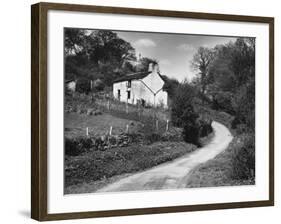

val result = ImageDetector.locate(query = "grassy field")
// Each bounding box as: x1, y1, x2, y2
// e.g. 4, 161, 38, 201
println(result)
65, 141, 196, 193
65, 112, 142, 138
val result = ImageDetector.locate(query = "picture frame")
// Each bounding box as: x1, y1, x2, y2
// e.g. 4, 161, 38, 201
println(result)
31, 2, 274, 221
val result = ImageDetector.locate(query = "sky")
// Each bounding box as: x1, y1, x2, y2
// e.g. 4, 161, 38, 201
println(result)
115, 30, 237, 82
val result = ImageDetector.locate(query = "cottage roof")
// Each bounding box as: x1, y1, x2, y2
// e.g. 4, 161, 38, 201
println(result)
113, 71, 151, 83
114, 71, 167, 83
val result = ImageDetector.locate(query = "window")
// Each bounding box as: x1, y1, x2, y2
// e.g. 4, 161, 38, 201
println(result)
127, 80, 131, 88
127, 90, 131, 99
117, 89, 121, 100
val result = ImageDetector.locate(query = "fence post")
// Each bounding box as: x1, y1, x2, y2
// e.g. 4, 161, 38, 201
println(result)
126, 124, 129, 133
156, 119, 159, 132
86, 127, 89, 136
109, 126, 112, 136
166, 120, 169, 132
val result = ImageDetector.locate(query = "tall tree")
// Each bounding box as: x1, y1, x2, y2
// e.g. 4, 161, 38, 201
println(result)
161, 75, 180, 99
191, 47, 214, 94
64, 29, 85, 55
64, 28, 137, 86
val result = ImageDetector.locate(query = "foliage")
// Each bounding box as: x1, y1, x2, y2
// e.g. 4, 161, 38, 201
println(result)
76, 78, 91, 94
65, 141, 197, 188
182, 119, 200, 146
190, 37, 255, 132
171, 82, 197, 127
197, 116, 213, 137
230, 133, 255, 180
171, 82, 213, 146
185, 134, 255, 188
93, 79, 105, 92
191, 47, 215, 94
231, 77, 255, 131
64, 29, 136, 86
161, 75, 180, 99
65, 137, 92, 156
135, 57, 158, 72
211, 91, 234, 114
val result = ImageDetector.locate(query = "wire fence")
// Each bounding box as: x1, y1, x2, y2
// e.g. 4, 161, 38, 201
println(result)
65, 92, 172, 135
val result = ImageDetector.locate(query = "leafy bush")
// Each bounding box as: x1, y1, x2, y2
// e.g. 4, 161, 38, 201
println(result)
145, 133, 161, 144
65, 137, 93, 156
182, 121, 200, 146
231, 78, 255, 131
76, 78, 91, 94
198, 116, 213, 137
171, 83, 213, 146
211, 91, 234, 114
161, 127, 183, 142
180, 105, 200, 145
93, 79, 105, 92
171, 83, 197, 127
65, 141, 197, 188
230, 133, 255, 180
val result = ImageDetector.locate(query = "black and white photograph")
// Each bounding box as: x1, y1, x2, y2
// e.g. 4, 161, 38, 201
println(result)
64, 28, 255, 194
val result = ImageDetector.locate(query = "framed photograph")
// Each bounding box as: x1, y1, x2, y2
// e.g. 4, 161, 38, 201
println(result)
31, 2, 274, 221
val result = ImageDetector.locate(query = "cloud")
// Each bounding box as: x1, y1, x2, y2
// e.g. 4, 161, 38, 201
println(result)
177, 43, 195, 52
134, 38, 156, 48
159, 59, 171, 66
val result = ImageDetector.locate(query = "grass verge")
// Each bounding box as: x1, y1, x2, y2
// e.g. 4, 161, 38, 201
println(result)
65, 141, 196, 193
185, 105, 255, 188
185, 135, 255, 188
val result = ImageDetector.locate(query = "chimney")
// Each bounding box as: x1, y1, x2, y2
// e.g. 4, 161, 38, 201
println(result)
148, 63, 159, 73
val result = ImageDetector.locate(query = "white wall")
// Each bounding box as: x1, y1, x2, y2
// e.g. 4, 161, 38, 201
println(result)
113, 72, 168, 107
141, 71, 167, 107
113, 81, 129, 102
0, 0, 280, 224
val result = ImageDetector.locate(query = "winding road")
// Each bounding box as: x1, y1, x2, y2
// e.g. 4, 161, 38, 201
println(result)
98, 121, 233, 192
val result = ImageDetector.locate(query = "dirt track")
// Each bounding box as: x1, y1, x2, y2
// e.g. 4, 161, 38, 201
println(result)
98, 121, 233, 192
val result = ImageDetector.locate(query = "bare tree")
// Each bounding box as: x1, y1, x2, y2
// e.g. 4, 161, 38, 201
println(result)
191, 47, 214, 95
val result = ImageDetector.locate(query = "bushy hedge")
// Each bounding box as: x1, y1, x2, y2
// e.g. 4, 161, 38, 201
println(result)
65, 137, 92, 156
65, 133, 140, 156
230, 133, 255, 180
65, 141, 197, 188
171, 83, 197, 127
198, 116, 213, 138
76, 78, 91, 94
171, 83, 213, 146
211, 91, 234, 114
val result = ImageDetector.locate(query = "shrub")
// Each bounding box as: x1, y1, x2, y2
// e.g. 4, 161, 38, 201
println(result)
93, 79, 105, 92
211, 91, 234, 114
145, 133, 161, 144
182, 121, 200, 146
171, 83, 197, 127
76, 78, 91, 94
230, 133, 255, 180
65, 137, 90, 156
161, 127, 183, 142
231, 78, 255, 131
197, 116, 213, 137
181, 105, 200, 146
171, 83, 214, 146
65, 137, 95, 156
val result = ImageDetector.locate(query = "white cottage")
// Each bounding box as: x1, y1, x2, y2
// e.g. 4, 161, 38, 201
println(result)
113, 63, 168, 108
